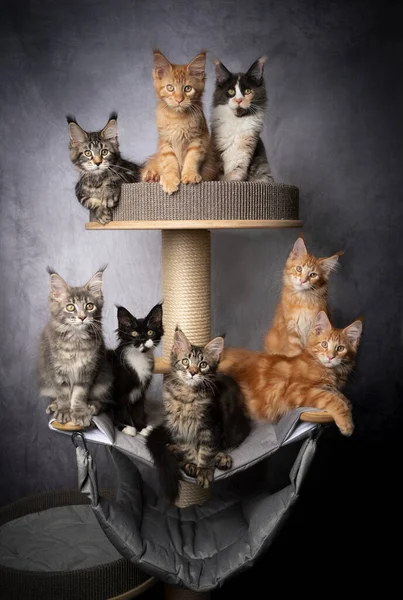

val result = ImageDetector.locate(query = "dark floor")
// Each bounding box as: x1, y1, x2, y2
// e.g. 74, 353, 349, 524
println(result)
140, 406, 400, 597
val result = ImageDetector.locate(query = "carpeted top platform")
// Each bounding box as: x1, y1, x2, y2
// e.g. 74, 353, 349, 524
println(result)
90, 181, 299, 222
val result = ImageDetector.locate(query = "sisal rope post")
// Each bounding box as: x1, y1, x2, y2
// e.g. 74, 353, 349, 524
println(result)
161, 229, 212, 600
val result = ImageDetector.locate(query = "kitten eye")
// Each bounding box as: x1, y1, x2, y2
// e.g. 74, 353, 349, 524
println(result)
337, 345, 345, 352
184, 85, 193, 92
310, 272, 317, 278
86, 303, 95, 311
321, 341, 328, 348
84, 150, 92, 158
199, 361, 208, 369
244, 88, 252, 95
182, 358, 189, 367
228, 89, 235, 96
296, 266, 302, 273
131, 331, 138, 337
166, 84, 174, 92
147, 330, 154, 336
101, 149, 109, 156
66, 304, 75, 312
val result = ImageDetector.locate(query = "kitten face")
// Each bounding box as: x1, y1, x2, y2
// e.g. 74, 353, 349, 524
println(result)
213, 57, 267, 117
285, 238, 341, 293
68, 116, 120, 174
171, 329, 224, 388
308, 311, 362, 370
152, 50, 206, 111
117, 303, 163, 353
48, 268, 104, 333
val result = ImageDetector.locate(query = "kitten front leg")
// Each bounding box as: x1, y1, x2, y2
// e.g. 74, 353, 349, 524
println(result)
70, 384, 93, 428
223, 135, 257, 181
181, 139, 207, 184
158, 143, 180, 194
79, 196, 112, 225
195, 434, 216, 488
101, 183, 120, 208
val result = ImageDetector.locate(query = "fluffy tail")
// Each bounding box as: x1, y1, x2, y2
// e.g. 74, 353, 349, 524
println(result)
146, 425, 182, 503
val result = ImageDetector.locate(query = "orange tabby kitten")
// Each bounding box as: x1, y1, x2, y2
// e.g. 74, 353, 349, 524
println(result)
142, 49, 218, 194
264, 237, 342, 356
220, 312, 362, 436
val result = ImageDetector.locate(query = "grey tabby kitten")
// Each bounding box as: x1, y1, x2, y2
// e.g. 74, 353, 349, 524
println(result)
147, 328, 251, 502
68, 113, 140, 225
211, 57, 273, 182
37, 267, 112, 427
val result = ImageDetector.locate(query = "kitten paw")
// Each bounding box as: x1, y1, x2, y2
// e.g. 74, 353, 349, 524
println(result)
46, 401, 57, 415
87, 401, 102, 416
196, 467, 214, 489
339, 421, 354, 436
95, 208, 113, 225
53, 408, 71, 424
181, 171, 202, 185
183, 463, 198, 478
223, 171, 244, 182
70, 409, 93, 428
142, 169, 160, 183
105, 195, 119, 208
122, 426, 137, 437
160, 175, 180, 195
215, 452, 232, 471
139, 425, 154, 437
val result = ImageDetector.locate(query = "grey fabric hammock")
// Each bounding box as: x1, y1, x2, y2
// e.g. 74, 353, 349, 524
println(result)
59, 409, 322, 592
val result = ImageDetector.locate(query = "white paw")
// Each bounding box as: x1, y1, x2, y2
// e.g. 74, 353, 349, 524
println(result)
139, 425, 154, 437
122, 426, 137, 437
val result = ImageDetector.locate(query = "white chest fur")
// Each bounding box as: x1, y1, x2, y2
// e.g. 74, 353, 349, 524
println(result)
123, 346, 153, 384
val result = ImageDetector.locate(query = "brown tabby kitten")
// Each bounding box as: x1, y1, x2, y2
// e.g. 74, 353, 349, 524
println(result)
264, 237, 342, 356
221, 312, 362, 436
306, 311, 363, 389
142, 50, 218, 194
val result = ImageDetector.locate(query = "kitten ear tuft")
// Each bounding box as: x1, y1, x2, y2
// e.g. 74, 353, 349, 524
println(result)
172, 328, 191, 354
48, 269, 69, 300
153, 49, 172, 79
246, 55, 268, 83
213, 59, 232, 84
291, 237, 307, 258
68, 121, 88, 145
343, 319, 363, 348
147, 302, 163, 329
313, 311, 332, 335
101, 117, 118, 141
319, 252, 342, 275
204, 336, 225, 361
84, 268, 105, 298
117, 305, 135, 329
187, 50, 207, 79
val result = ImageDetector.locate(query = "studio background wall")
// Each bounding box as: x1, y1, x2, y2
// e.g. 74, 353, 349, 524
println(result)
1, 0, 402, 506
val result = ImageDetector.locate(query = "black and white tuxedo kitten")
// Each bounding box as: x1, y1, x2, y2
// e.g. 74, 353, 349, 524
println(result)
109, 303, 163, 436
68, 113, 140, 225
211, 57, 273, 183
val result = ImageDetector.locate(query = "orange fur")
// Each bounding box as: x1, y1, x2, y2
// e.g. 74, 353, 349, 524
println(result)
220, 345, 354, 436
142, 50, 218, 194
264, 237, 342, 356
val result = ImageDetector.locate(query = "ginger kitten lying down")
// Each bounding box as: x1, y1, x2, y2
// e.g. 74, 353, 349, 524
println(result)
220, 311, 362, 436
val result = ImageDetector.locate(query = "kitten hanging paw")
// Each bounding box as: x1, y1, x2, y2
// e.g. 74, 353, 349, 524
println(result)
338, 420, 354, 436
94, 207, 112, 225
160, 175, 180, 195
181, 170, 202, 185
139, 425, 154, 437
122, 425, 137, 437
70, 408, 93, 428
183, 462, 198, 478
196, 467, 214, 488
215, 452, 232, 471
46, 401, 57, 415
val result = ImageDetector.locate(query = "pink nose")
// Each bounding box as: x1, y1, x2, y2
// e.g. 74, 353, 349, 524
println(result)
234, 98, 243, 104
79, 316, 87, 321
176, 98, 183, 104
327, 355, 333, 361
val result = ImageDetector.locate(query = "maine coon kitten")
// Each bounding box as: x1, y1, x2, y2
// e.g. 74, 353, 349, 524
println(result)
68, 114, 140, 225
146, 328, 251, 502
37, 267, 112, 427
109, 303, 163, 436
211, 56, 273, 182
306, 311, 362, 389
221, 312, 362, 437
264, 237, 342, 356
141, 50, 218, 194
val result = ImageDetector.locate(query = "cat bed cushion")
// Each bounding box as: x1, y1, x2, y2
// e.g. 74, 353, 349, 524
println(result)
89, 181, 300, 222
66, 409, 320, 591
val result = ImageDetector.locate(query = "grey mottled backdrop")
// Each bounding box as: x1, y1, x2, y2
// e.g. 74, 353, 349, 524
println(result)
0, 0, 402, 506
